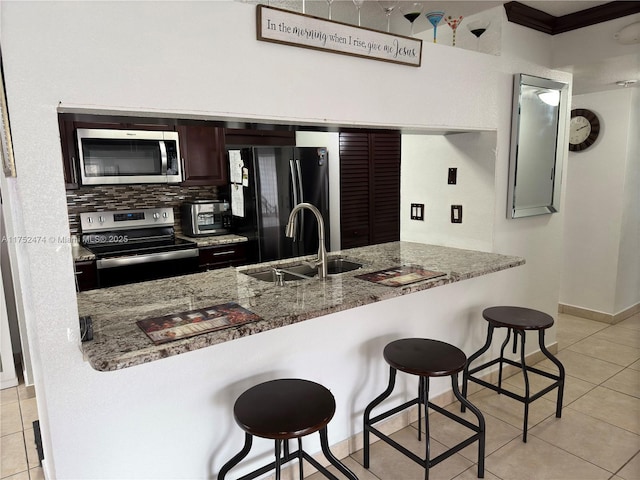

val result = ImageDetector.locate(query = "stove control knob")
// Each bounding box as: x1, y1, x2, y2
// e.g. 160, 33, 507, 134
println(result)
153, 212, 160, 220
98, 216, 105, 223
162, 212, 168, 218
87, 217, 93, 224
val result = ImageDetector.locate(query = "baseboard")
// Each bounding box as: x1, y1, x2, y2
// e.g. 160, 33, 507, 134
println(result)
559, 303, 640, 325
262, 342, 558, 480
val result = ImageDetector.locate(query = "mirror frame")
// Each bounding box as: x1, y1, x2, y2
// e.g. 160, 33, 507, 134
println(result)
508, 73, 569, 219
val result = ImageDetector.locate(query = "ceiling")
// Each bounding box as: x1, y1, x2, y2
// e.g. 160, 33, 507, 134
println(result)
245, 1, 640, 94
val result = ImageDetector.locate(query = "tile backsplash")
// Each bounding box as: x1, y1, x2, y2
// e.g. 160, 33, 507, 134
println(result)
66, 184, 222, 235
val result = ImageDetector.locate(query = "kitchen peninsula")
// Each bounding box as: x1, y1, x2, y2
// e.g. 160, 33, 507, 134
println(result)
78, 241, 524, 372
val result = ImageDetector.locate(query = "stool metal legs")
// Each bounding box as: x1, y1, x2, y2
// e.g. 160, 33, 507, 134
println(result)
218, 429, 358, 480
364, 367, 485, 479
462, 324, 565, 442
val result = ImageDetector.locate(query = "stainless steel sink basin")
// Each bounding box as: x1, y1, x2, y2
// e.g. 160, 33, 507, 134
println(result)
326, 258, 363, 274
242, 257, 363, 282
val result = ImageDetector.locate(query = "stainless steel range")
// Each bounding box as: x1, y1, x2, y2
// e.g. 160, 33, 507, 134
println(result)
80, 207, 199, 288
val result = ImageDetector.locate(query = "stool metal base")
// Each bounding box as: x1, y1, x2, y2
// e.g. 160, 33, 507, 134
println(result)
462, 325, 565, 442
364, 367, 485, 480
218, 427, 357, 480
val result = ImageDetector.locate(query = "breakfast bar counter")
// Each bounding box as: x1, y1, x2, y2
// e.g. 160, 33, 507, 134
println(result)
77, 241, 524, 372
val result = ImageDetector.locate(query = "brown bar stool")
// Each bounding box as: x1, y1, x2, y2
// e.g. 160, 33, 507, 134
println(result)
461, 306, 565, 442
218, 378, 358, 480
363, 338, 485, 480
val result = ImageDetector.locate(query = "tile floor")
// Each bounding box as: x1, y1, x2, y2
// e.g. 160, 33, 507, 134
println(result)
1, 313, 638, 480
1, 371, 43, 480
310, 312, 640, 480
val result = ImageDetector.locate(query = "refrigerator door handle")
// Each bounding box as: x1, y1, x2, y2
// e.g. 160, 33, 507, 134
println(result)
295, 158, 305, 243
289, 159, 299, 206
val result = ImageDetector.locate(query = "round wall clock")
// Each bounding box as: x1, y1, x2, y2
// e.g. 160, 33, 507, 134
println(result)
569, 108, 600, 151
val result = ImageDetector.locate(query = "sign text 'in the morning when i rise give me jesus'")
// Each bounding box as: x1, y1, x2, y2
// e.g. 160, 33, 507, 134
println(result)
266, 18, 419, 59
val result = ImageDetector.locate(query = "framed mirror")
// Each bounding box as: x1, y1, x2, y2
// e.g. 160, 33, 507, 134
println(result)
508, 74, 568, 218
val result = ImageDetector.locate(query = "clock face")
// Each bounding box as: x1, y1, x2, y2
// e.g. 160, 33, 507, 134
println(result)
569, 116, 591, 144
568, 109, 600, 152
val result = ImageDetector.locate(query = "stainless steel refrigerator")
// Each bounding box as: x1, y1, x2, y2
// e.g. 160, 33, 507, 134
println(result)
233, 146, 330, 263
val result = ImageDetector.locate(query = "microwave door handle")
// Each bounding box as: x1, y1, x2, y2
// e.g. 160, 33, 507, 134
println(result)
159, 141, 168, 175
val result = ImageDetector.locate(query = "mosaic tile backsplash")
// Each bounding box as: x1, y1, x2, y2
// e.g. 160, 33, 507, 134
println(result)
66, 184, 223, 235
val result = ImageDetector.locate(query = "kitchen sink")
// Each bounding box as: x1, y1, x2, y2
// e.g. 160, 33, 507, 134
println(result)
242, 257, 363, 282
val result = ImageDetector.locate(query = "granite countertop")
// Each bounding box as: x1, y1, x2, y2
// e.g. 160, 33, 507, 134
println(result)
71, 234, 248, 261
77, 242, 525, 372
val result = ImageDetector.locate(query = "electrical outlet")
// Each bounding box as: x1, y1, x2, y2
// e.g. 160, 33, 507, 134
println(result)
448, 168, 457, 185
411, 203, 424, 221
451, 205, 462, 223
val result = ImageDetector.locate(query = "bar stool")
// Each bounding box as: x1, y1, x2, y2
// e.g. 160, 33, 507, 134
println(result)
364, 338, 485, 480
461, 306, 565, 442
218, 378, 358, 480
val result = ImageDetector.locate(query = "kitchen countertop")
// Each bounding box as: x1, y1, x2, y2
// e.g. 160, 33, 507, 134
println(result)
71, 234, 249, 261
77, 241, 525, 372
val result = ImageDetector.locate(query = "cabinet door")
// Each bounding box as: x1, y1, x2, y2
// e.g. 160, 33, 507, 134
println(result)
58, 117, 79, 189
339, 130, 400, 249
179, 125, 228, 186
74, 260, 97, 292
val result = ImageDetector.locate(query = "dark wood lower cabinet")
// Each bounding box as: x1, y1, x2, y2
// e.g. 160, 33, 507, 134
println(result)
339, 130, 401, 249
199, 243, 248, 271
74, 260, 97, 292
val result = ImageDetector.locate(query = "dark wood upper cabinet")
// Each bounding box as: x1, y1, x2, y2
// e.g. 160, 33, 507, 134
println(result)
339, 130, 400, 249
178, 125, 228, 186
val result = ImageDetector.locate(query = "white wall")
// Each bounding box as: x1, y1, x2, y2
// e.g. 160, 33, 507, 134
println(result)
401, 132, 496, 252
561, 88, 640, 316
1, 2, 569, 478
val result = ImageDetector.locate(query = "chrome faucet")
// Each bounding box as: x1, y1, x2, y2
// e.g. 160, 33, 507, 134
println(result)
285, 202, 328, 279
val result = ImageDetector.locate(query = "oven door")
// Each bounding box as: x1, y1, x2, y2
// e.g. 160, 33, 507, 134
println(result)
77, 129, 181, 185
96, 249, 199, 288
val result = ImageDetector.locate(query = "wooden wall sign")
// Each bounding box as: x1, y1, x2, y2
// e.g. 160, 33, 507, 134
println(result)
257, 5, 422, 67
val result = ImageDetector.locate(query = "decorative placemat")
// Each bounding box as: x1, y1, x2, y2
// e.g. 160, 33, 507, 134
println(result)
136, 302, 262, 345
355, 265, 446, 287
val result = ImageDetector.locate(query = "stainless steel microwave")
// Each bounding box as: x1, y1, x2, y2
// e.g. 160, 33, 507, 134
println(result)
76, 128, 182, 185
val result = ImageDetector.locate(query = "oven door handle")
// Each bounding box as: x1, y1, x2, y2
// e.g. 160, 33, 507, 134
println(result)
96, 248, 198, 269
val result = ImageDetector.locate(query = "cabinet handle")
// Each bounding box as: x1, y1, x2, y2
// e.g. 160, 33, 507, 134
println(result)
212, 250, 235, 256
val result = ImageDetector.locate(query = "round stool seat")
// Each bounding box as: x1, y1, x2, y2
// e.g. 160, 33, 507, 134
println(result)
384, 338, 467, 377
234, 379, 335, 440
483, 306, 554, 330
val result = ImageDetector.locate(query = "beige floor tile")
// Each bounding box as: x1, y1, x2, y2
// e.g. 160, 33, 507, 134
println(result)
555, 314, 609, 349
305, 455, 381, 480
629, 359, 640, 371
425, 402, 520, 462
465, 385, 558, 433
570, 386, 640, 434
29, 467, 45, 480
567, 336, 640, 367
603, 368, 640, 398
617, 452, 640, 480
352, 426, 474, 480
1, 401, 23, 437
1, 471, 30, 480
529, 408, 640, 473
16, 384, 35, 402
1, 387, 19, 406
486, 435, 611, 480
23, 427, 41, 469
453, 466, 503, 480
536, 349, 624, 384
592, 326, 640, 349
616, 313, 640, 331
19, 398, 39, 430
0, 431, 28, 478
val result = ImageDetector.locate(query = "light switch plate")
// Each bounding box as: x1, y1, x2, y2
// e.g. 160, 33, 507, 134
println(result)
411, 203, 424, 221
451, 205, 462, 223
448, 168, 457, 185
